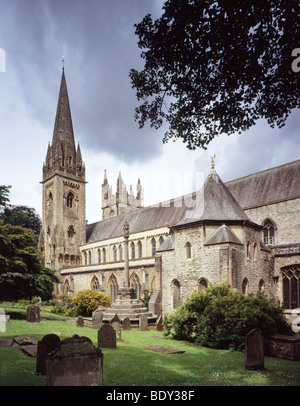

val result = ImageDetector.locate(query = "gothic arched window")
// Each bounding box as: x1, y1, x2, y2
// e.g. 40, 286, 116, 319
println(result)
68, 226, 75, 238
186, 242, 191, 259
138, 241, 142, 258
113, 245, 117, 262
91, 276, 100, 291
131, 274, 141, 299
131, 242, 135, 259
262, 219, 275, 245
119, 244, 123, 261
151, 238, 156, 256
67, 192, 74, 208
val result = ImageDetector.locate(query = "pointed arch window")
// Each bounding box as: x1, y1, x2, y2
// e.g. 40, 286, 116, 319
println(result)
151, 238, 156, 256
98, 249, 101, 264
159, 236, 164, 246
91, 276, 99, 291
67, 192, 74, 208
113, 245, 117, 262
68, 225, 75, 238
131, 274, 141, 299
119, 244, 123, 261
110, 276, 119, 302
262, 219, 275, 245
102, 248, 106, 263
242, 278, 249, 295
282, 265, 300, 309
131, 242, 135, 259
138, 241, 142, 258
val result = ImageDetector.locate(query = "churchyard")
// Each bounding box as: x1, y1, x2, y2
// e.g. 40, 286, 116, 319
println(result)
1, 305, 300, 386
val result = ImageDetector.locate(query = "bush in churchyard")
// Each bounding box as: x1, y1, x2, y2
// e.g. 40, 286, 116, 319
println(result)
163, 282, 292, 350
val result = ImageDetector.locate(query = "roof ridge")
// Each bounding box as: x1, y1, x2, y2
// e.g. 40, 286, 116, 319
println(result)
225, 159, 300, 185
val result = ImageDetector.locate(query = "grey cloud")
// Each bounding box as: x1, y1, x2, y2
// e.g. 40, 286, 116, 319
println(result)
2, 0, 165, 163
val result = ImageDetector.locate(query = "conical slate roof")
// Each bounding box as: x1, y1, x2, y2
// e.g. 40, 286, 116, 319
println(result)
204, 224, 243, 246
175, 171, 250, 227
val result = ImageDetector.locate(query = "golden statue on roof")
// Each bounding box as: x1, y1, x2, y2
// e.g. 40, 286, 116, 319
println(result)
211, 154, 216, 170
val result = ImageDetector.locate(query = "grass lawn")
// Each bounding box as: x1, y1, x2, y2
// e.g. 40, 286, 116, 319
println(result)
1, 306, 300, 387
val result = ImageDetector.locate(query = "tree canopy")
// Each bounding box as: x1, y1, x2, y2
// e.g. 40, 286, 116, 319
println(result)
0, 220, 59, 301
130, 0, 300, 149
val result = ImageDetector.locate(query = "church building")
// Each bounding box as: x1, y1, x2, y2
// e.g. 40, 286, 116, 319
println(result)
39, 69, 300, 318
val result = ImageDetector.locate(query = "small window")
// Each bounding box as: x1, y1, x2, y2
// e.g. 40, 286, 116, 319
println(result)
98, 249, 101, 264
131, 242, 135, 259
68, 226, 75, 238
159, 236, 164, 246
102, 248, 106, 263
242, 278, 249, 295
119, 244, 123, 261
113, 245, 117, 262
91, 276, 99, 290
138, 241, 142, 258
151, 238, 156, 256
186, 242, 191, 259
67, 192, 74, 208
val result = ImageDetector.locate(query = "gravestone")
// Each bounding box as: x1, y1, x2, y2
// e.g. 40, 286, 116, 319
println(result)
92, 309, 103, 329
76, 316, 84, 327
139, 314, 148, 331
36, 334, 61, 375
46, 335, 103, 386
156, 315, 164, 331
122, 317, 131, 331
98, 324, 116, 349
245, 329, 264, 370
110, 313, 121, 324
26, 305, 40, 324
112, 321, 122, 341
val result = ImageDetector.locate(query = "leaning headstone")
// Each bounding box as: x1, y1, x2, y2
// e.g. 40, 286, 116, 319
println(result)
26, 305, 40, 324
76, 316, 84, 327
110, 313, 121, 324
92, 309, 103, 329
245, 329, 264, 370
98, 324, 116, 349
46, 335, 103, 386
112, 321, 122, 341
36, 334, 61, 375
156, 315, 164, 331
139, 314, 148, 331
122, 317, 131, 331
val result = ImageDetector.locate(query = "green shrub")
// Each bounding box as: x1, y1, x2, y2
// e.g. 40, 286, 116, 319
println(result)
67, 290, 112, 317
163, 282, 292, 350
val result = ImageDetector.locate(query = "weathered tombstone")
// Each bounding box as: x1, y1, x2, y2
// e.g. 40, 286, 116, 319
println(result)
110, 313, 121, 324
156, 315, 164, 331
245, 329, 264, 370
46, 335, 103, 386
26, 305, 40, 324
92, 309, 103, 329
36, 334, 61, 375
112, 321, 122, 341
122, 317, 131, 331
76, 315, 84, 327
139, 314, 148, 331
98, 324, 116, 349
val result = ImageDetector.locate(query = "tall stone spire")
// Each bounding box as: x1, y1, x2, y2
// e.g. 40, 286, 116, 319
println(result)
43, 68, 85, 179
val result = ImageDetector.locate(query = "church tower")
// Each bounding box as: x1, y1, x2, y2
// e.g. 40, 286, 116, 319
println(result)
39, 67, 86, 277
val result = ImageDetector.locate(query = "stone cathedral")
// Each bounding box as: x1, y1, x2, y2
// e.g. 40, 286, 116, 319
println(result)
39, 69, 300, 319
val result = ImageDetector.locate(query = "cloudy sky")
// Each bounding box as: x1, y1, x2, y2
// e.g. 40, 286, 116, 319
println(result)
0, 0, 299, 224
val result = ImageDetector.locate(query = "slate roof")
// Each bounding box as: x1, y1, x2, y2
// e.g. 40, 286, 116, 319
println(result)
225, 159, 300, 210
204, 224, 243, 246
174, 171, 250, 228
86, 204, 187, 244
